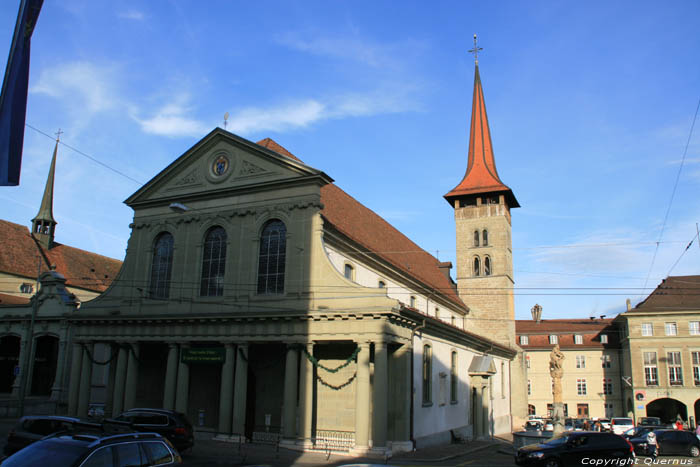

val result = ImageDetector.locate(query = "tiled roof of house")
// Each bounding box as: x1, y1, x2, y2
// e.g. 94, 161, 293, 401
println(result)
629, 275, 700, 312
0, 293, 30, 306
0, 220, 122, 294
516, 318, 618, 349
256, 139, 465, 310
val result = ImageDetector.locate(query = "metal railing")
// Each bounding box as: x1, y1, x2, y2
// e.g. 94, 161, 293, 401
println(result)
312, 429, 355, 453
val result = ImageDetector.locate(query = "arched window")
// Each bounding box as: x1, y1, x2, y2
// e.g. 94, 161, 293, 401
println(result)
200, 226, 227, 296
482, 229, 488, 246
484, 256, 492, 276
344, 264, 354, 280
450, 351, 458, 402
410, 296, 416, 308
473, 230, 480, 247
473, 257, 480, 277
422, 344, 432, 404
378, 280, 385, 288
150, 232, 174, 299
257, 220, 286, 294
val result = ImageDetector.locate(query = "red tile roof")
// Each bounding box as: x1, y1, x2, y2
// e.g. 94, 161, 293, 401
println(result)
516, 318, 618, 349
256, 139, 465, 310
629, 275, 700, 312
0, 220, 122, 293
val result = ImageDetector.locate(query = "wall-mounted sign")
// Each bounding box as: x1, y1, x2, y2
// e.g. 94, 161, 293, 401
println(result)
181, 348, 225, 364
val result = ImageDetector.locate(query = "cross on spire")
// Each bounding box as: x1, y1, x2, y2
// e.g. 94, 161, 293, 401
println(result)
55, 128, 63, 142
468, 34, 483, 65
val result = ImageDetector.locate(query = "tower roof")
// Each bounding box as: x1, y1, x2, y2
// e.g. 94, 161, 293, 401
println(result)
444, 64, 519, 208
32, 139, 58, 226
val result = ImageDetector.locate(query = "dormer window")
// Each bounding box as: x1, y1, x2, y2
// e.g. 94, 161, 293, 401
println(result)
549, 335, 558, 345
520, 335, 529, 345
20, 283, 33, 294
344, 264, 354, 281
600, 334, 608, 344
574, 334, 583, 345
473, 230, 480, 247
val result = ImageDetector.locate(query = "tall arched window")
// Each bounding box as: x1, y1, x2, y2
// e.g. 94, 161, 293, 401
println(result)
422, 344, 432, 404
344, 264, 354, 280
484, 256, 492, 276
473, 230, 480, 247
257, 220, 286, 294
482, 229, 488, 246
200, 226, 227, 296
473, 257, 480, 277
150, 232, 174, 299
450, 351, 458, 403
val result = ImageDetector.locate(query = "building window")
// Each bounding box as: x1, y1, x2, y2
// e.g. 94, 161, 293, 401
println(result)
603, 378, 613, 395
19, 283, 33, 294
549, 335, 558, 345
520, 335, 529, 346
482, 229, 488, 246
473, 230, 480, 247
690, 321, 700, 336
667, 351, 683, 385
604, 403, 614, 418
473, 257, 480, 276
422, 345, 432, 404
576, 378, 587, 395
409, 296, 416, 308
527, 379, 531, 396
643, 352, 658, 386
484, 256, 491, 276
149, 232, 174, 299
600, 334, 608, 344
450, 351, 457, 403
451, 316, 456, 326
547, 403, 553, 418
574, 334, 583, 345
378, 280, 385, 288
576, 355, 586, 369
641, 323, 653, 336
665, 322, 677, 336
602, 355, 612, 368
200, 226, 227, 296
344, 263, 354, 280
577, 403, 589, 418
692, 351, 700, 386
528, 404, 536, 415
257, 220, 286, 294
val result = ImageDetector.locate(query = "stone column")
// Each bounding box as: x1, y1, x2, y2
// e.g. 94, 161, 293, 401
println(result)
163, 343, 179, 410
123, 343, 139, 411
50, 327, 69, 401
77, 342, 94, 418
394, 344, 411, 442
175, 344, 190, 414
372, 341, 388, 449
231, 343, 248, 439
104, 344, 118, 417
282, 345, 299, 439
217, 343, 235, 435
298, 343, 314, 444
111, 344, 128, 416
355, 342, 371, 450
11, 333, 28, 397
67, 342, 84, 416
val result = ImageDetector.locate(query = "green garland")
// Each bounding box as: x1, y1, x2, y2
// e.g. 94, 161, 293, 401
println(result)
317, 372, 356, 391
302, 346, 360, 373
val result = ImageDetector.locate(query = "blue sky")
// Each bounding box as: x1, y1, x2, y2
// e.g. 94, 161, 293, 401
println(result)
1, 1, 699, 320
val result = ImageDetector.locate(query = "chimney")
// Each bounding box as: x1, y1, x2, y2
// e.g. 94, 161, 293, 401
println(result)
626, 299, 631, 311
531, 304, 542, 323
438, 261, 453, 281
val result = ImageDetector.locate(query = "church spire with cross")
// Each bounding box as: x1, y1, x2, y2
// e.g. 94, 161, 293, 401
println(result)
32, 129, 62, 249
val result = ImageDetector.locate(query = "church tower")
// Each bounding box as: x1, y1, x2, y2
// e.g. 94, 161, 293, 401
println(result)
444, 42, 519, 347
31, 135, 60, 249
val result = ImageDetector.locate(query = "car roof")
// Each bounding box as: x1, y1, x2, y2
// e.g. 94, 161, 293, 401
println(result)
48, 431, 165, 447
19, 415, 81, 422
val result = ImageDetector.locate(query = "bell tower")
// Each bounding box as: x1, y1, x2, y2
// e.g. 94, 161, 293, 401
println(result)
32, 132, 60, 249
444, 39, 519, 347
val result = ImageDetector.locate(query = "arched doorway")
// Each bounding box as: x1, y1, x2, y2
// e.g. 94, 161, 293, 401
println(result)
646, 398, 687, 424
0, 335, 20, 393
694, 399, 700, 428
30, 335, 58, 396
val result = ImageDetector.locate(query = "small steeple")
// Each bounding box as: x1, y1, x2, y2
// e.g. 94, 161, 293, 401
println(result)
32, 130, 61, 249
444, 38, 519, 208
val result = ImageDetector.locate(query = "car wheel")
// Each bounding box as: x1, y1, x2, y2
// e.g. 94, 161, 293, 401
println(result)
690, 446, 699, 457
544, 458, 561, 467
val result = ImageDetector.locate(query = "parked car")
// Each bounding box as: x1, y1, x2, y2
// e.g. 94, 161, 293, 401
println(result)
621, 426, 653, 440
638, 417, 662, 427
515, 431, 634, 467
111, 408, 194, 453
0, 431, 181, 466
525, 420, 544, 431
543, 419, 554, 431
610, 417, 635, 435
630, 429, 700, 457
3, 415, 91, 456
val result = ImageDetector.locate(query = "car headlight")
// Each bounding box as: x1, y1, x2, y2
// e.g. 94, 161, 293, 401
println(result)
527, 452, 545, 459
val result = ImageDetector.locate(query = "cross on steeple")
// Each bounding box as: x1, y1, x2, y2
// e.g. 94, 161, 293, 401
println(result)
468, 34, 483, 65
55, 128, 63, 142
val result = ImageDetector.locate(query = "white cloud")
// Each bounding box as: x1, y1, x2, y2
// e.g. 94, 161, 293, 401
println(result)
132, 97, 210, 137
118, 9, 145, 21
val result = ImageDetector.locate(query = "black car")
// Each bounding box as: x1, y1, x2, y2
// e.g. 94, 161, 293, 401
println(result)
3, 415, 89, 456
112, 408, 194, 452
515, 431, 634, 467
637, 417, 662, 427
0, 431, 181, 466
630, 429, 700, 457
621, 426, 653, 440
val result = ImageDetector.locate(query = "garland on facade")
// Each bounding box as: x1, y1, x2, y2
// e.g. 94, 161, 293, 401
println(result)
316, 372, 356, 391
81, 343, 118, 366
302, 346, 360, 373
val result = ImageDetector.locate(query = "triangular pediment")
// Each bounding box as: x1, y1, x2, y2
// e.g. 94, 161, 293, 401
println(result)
125, 128, 331, 207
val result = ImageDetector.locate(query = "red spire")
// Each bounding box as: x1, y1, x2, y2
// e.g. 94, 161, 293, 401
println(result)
444, 64, 519, 208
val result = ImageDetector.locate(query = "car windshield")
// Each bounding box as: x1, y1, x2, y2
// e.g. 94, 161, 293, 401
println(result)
614, 418, 633, 425
544, 434, 569, 446
1, 438, 88, 466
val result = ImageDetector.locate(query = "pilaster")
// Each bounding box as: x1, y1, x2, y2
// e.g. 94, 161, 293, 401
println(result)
282, 344, 299, 440
163, 343, 179, 410
354, 341, 371, 450
77, 342, 94, 418
123, 343, 139, 411
217, 343, 235, 435
67, 342, 84, 416
175, 343, 190, 414
372, 341, 388, 450
298, 342, 314, 445
232, 343, 248, 440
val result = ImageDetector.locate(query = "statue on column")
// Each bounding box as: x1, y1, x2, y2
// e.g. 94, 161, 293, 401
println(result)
549, 344, 565, 436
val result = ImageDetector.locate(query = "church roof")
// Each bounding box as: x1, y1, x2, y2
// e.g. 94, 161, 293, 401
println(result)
256, 139, 466, 311
0, 219, 122, 293
444, 64, 519, 208
626, 275, 700, 312
32, 140, 58, 225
